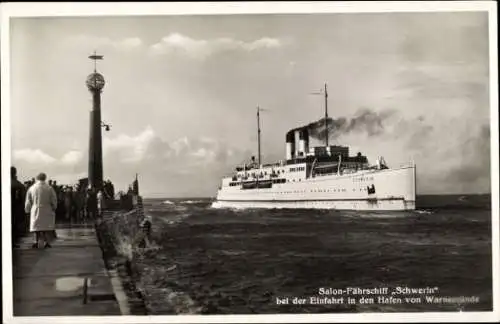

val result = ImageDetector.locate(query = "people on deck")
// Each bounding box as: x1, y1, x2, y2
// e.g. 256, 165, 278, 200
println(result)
25, 172, 57, 249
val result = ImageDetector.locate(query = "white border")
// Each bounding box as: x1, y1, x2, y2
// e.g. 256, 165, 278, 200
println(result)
1, 1, 498, 323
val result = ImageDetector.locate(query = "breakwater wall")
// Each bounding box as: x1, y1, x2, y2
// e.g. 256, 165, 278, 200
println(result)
96, 197, 203, 315
95, 196, 149, 315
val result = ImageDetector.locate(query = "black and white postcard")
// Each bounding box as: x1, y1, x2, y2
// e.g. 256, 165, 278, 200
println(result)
1, 2, 498, 323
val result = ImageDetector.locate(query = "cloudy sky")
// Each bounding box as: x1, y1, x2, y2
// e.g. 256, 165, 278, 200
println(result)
9, 11, 491, 197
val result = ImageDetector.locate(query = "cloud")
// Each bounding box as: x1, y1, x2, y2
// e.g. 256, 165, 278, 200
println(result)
61, 150, 83, 165
13, 149, 57, 164
170, 137, 190, 156
103, 125, 156, 163
11, 125, 251, 197
12, 148, 86, 183
103, 127, 235, 166
99, 126, 251, 196
149, 33, 284, 59
65, 35, 143, 51
243, 37, 282, 51
118, 37, 143, 50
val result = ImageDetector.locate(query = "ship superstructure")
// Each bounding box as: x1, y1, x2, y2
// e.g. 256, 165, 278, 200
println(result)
212, 84, 416, 211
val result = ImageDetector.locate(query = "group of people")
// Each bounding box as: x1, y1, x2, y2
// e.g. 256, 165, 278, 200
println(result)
11, 166, 115, 249
46, 179, 115, 224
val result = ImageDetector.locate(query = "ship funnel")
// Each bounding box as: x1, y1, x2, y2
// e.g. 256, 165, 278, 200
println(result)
285, 130, 295, 160
294, 129, 301, 157
286, 127, 309, 159
298, 128, 309, 158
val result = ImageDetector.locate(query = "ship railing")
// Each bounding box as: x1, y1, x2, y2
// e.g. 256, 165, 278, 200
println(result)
311, 161, 415, 178
261, 162, 283, 168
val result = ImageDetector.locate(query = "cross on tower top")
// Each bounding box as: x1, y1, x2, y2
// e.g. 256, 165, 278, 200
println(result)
88, 50, 104, 72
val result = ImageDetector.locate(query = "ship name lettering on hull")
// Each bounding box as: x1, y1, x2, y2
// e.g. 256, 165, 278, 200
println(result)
353, 176, 374, 182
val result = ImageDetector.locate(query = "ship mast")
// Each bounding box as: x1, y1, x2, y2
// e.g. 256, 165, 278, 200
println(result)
324, 83, 329, 149
311, 83, 329, 150
257, 106, 261, 166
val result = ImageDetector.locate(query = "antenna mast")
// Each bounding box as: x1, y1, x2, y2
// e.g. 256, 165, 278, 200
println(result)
257, 106, 261, 166
310, 83, 329, 150
88, 50, 104, 73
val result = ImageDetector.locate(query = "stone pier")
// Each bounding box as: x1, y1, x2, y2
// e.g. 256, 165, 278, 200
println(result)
12, 223, 123, 316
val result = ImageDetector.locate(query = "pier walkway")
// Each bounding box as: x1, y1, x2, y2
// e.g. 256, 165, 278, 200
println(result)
11, 223, 125, 316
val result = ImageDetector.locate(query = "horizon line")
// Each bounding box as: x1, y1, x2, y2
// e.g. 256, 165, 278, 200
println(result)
142, 192, 493, 199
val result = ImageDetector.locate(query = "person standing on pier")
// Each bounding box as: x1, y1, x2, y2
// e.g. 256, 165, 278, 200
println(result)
103, 180, 114, 200
97, 189, 106, 218
25, 172, 57, 248
108, 180, 115, 199
73, 185, 84, 222
11, 167, 26, 248
56, 185, 66, 223
86, 187, 98, 220
136, 215, 152, 248
64, 186, 76, 223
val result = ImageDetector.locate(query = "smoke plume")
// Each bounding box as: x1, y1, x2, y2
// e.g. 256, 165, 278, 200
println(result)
299, 107, 491, 194
305, 108, 396, 141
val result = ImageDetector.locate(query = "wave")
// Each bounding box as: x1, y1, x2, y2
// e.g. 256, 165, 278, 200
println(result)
175, 205, 188, 212
158, 218, 178, 225
340, 211, 412, 219
136, 243, 162, 252
162, 200, 175, 205
182, 200, 205, 204
176, 212, 192, 220
157, 288, 202, 314
135, 263, 202, 314
415, 209, 434, 214
220, 249, 247, 256
156, 212, 192, 226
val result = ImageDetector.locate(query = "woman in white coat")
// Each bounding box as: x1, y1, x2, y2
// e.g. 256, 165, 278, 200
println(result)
25, 172, 57, 248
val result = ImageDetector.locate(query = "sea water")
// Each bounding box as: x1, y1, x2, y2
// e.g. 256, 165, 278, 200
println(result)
133, 194, 492, 314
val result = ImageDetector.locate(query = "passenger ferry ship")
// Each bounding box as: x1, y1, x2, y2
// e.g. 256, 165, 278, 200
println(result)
212, 84, 416, 211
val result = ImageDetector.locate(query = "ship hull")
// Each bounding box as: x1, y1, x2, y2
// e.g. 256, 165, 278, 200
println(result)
212, 198, 415, 211
212, 165, 416, 211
